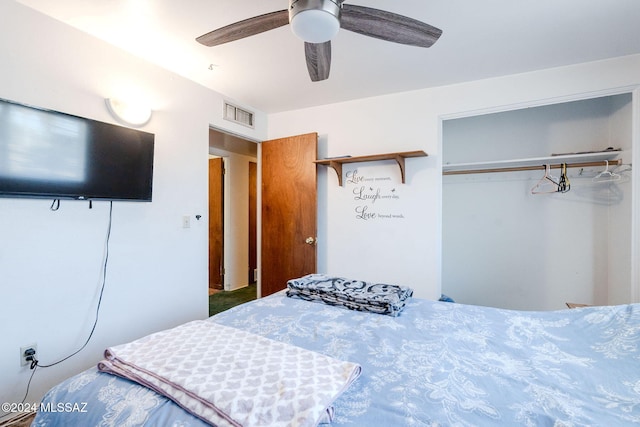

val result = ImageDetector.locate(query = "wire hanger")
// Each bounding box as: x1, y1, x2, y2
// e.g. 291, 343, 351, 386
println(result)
531, 164, 560, 194
558, 163, 571, 193
593, 160, 621, 183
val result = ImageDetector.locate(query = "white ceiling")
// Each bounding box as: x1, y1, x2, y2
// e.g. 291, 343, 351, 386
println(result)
15, 0, 640, 113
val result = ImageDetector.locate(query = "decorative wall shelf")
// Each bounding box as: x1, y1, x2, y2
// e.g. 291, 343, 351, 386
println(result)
314, 150, 428, 186
443, 150, 621, 175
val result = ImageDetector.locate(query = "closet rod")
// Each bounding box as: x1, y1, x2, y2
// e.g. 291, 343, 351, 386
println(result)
443, 159, 622, 176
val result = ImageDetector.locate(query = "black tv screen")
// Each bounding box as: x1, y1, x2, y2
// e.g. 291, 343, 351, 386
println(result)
0, 97, 154, 201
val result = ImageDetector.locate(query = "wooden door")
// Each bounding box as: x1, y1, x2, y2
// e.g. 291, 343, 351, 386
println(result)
261, 133, 317, 296
209, 157, 224, 290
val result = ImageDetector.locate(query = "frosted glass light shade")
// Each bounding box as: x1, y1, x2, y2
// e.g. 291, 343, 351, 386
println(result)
289, 0, 341, 43
290, 9, 340, 43
105, 98, 152, 127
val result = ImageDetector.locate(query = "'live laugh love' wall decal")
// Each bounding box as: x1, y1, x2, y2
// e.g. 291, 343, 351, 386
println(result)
345, 169, 405, 221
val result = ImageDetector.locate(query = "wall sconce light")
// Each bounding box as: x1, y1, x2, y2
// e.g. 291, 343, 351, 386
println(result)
105, 98, 152, 127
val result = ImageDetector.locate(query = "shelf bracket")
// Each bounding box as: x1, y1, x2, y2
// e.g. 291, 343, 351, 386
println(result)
394, 155, 407, 184
328, 160, 344, 186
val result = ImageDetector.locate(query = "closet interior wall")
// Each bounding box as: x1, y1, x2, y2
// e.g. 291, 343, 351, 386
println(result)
442, 94, 633, 310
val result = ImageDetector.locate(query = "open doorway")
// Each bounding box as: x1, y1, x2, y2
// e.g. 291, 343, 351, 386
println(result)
208, 130, 319, 314
209, 128, 258, 315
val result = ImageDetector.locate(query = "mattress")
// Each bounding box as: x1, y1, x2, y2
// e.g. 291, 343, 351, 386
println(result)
33, 291, 640, 426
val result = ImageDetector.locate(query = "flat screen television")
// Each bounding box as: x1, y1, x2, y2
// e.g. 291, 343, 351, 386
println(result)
0, 97, 154, 201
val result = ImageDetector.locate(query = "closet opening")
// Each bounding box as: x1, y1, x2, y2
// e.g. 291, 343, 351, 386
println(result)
441, 93, 634, 311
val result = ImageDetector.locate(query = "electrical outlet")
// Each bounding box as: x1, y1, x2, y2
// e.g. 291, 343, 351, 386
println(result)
182, 215, 191, 228
20, 344, 37, 367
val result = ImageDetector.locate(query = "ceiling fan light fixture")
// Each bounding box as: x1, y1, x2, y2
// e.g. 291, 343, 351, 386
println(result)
290, 0, 341, 43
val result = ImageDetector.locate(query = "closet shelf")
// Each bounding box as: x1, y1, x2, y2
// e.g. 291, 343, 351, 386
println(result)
443, 151, 620, 175
315, 150, 427, 186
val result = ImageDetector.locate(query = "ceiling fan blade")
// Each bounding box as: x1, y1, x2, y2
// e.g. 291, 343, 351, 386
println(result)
196, 10, 289, 47
305, 41, 331, 82
341, 5, 442, 48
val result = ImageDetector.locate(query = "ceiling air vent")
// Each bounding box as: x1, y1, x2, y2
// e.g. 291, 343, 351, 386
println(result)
223, 102, 254, 128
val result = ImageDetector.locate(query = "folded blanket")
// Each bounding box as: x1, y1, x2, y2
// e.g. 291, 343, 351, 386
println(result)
287, 274, 413, 317
98, 320, 361, 427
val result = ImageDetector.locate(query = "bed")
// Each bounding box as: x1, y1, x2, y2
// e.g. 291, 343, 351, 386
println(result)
33, 283, 640, 426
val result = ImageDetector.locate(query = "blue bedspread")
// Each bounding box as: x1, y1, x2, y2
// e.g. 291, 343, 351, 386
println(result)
34, 293, 640, 426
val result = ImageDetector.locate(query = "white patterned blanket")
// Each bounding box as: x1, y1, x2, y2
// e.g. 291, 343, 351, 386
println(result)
97, 320, 361, 427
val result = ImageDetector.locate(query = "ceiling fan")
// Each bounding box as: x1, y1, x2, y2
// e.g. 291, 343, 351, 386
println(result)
196, 0, 442, 82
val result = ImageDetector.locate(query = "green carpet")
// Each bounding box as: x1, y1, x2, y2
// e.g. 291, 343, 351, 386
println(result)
209, 283, 257, 316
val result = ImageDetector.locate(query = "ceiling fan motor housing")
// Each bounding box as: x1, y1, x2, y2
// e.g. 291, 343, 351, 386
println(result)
289, 0, 342, 43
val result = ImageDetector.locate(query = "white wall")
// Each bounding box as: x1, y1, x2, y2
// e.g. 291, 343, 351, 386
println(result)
608, 95, 634, 304
268, 54, 640, 302
269, 98, 442, 298
222, 153, 256, 291
0, 1, 266, 415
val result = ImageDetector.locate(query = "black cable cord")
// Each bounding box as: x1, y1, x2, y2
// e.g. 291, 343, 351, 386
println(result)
3, 202, 113, 420
0, 359, 37, 420
18, 364, 38, 405
37, 201, 113, 368
11, 200, 114, 416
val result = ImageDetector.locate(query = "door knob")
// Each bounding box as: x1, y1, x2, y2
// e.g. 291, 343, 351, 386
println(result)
305, 237, 316, 245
